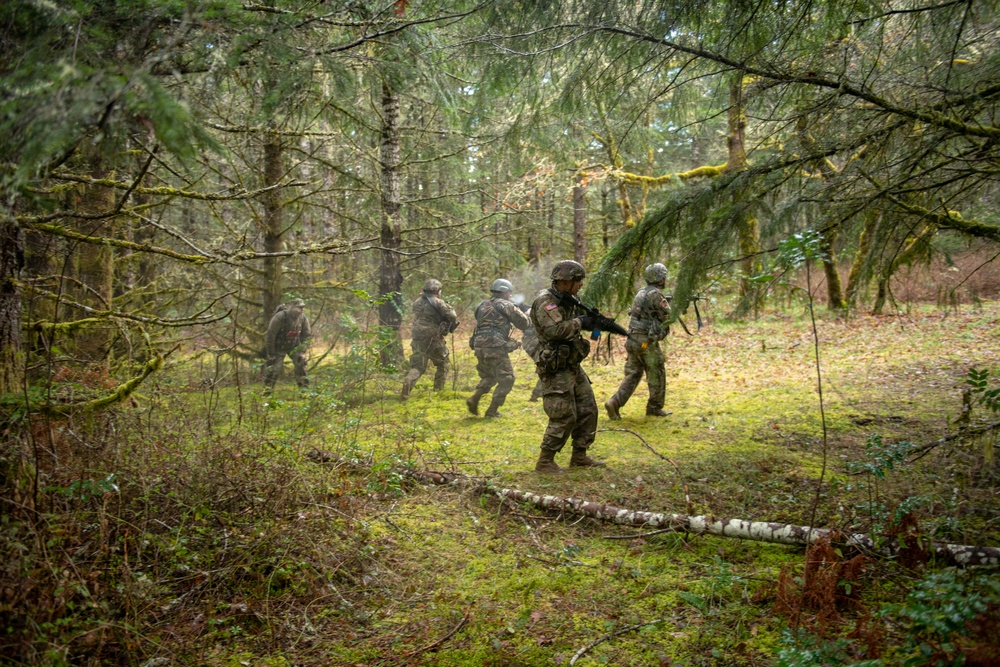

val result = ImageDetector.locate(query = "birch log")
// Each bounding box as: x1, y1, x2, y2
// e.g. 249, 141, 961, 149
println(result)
398, 468, 1000, 567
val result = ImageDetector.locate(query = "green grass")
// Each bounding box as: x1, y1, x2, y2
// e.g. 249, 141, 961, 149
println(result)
4, 304, 1000, 665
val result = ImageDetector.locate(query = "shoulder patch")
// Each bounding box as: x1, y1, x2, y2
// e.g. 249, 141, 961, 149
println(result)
545, 302, 558, 310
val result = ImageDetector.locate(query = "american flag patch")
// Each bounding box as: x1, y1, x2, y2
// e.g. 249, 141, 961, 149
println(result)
545, 303, 558, 310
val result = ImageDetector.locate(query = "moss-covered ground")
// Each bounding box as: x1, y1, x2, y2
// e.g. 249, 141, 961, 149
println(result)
4, 305, 999, 665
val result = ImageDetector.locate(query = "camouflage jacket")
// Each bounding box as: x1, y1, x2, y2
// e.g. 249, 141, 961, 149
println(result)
265, 308, 311, 356
628, 285, 671, 339
530, 288, 590, 372
410, 294, 458, 340
471, 297, 530, 349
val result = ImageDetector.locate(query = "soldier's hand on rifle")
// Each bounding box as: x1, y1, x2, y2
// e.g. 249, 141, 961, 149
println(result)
576, 314, 597, 331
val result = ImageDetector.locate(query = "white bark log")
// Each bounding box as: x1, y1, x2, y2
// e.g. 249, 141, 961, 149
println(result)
307, 452, 1000, 567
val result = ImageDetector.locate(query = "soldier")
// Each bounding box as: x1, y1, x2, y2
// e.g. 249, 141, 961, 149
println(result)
467, 279, 531, 418
520, 310, 544, 402
530, 259, 606, 473
605, 263, 672, 420
401, 279, 459, 400
263, 298, 311, 390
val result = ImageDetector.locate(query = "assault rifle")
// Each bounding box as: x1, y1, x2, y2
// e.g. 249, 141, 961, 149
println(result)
557, 292, 631, 341
665, 294, 706, 333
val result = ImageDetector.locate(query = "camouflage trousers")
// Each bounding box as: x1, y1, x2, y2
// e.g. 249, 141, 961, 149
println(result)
472, 348, 515, 408
264, 348, 308, 388
403, 335, 450, 392
610, 336, 665, 411
538, 366, 598, 453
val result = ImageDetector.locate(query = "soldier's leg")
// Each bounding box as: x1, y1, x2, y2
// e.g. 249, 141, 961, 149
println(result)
401, 340, 430, 398
484, 354, 515, 417
467, 351, 495, 415
644, 343, 667, 413
539, 370, 576, 453
569, 368, 604, 467
292, 349, 309, 388
263, 354, 282, 389
428, 338, 450, 391
606, 338, 645, 419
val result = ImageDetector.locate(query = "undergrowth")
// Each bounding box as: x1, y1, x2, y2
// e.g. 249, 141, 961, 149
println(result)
2, 305, 999, 665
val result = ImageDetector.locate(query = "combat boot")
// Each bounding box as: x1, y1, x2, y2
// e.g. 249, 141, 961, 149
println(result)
484, 396, 504, 418
466, 388, 487, 416
604, 396, 621, 421
646, 409, 672, 417
570, 447, 607, 468
401, 378, 415, 401
534, 449, 564, 474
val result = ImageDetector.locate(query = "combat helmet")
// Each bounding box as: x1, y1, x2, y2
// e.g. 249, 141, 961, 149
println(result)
550, 260, 586, 282
422, 278, 442, 293
490, 278, 514, 295
644, 263, 668, 285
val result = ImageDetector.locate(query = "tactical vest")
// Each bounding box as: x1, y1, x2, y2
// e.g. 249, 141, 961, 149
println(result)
471, 298, 513, 348
628, 285, 668, 336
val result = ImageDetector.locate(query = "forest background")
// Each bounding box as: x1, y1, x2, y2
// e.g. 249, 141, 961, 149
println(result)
2, 0, 1000, 665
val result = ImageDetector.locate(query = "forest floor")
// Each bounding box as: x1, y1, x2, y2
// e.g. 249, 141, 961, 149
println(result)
5, 303, 1000, 666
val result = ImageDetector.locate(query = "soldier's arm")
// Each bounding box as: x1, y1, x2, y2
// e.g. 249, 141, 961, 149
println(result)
264, 313, 282, 356
651, 292, 671, 322
533, 302, 582, 342
438, 298, 458, 325
500, 301, 531, 331
301, 317, 312, 344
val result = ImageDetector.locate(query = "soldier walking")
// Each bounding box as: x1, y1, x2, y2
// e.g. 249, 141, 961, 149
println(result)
263, 298, 311, 391
605, 263, 672, 420
530, 260, 606, 473
467, 279, 531, 418
401, 279, 459, 400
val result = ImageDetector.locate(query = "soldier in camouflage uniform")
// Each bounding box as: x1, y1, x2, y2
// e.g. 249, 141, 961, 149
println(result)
530, 260, 606, 473
466, 279, 531, 418
401, 279, 459, 400
520, 312, 544, 402
605, 263, 672, 420
263, 298, 311, 390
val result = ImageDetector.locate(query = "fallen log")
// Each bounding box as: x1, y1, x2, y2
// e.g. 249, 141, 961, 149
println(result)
308, 451, 1000, 567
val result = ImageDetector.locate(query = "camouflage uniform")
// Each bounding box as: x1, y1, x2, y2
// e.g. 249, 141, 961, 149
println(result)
263, 301, 311, 389
606, 265, 671, 418
531, 288, 598, 454
401, 284, 458, 398
521, 317, 544, 401
467, 293, 530, 417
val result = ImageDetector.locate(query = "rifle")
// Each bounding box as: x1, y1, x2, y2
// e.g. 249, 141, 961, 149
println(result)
423, 294, 459, 334
556, 292, 631, 341
665, 294, 706, 334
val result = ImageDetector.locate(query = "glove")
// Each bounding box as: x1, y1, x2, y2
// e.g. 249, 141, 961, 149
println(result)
576, 314, 596, 331
505, 339, 521, 353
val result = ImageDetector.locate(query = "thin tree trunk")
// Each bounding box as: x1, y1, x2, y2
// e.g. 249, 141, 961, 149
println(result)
262, 133, 284, 322
73, 154, 115, 365
725, 74, 760, 304
845, 211, 880, 307
0, 215, 24, 394
573, 172, 587, 264
378, 82, 404, 365
796, 117, 846, 310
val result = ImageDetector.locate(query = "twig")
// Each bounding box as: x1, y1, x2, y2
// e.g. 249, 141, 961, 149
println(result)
908, 420, 1000, 462
402, 603, 473, 658
569, 619, 666, 665
603, 528, 678, 540
597, 427, 692, 513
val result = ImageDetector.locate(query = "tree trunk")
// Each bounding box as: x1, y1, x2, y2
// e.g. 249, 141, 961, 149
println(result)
72, 154, 116, 365
573, 172, 587, 264
0, 215, 24, 395
725, 74, 760, 303
820, 226, 846, 310
378, 82, 404, 365
845, 211, 880, 308
262, 133, 284, 322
